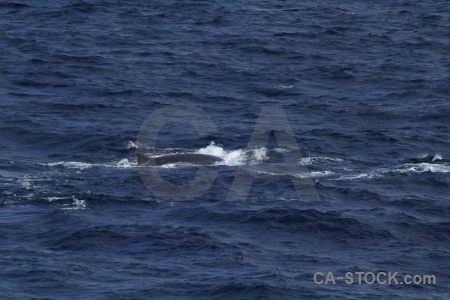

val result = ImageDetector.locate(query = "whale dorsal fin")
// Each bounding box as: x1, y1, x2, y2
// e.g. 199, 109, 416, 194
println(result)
136, 153, 150, 165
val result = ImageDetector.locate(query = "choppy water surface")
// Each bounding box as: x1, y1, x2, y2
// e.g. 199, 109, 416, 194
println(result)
0, 1, 449, 299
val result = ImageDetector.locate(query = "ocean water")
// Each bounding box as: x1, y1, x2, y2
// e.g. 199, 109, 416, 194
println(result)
0, 0, 449, 299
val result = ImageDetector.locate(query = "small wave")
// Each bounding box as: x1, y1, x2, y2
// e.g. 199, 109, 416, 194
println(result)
127, 141, 138, 149
256, 85, 302, 96
116, 158, 133, 168
391, 163, 450, 174
47, 197, 68, 202
248, 168, 333, 179
432, 154, 443, 162
332, 160, 450, 181
62, 198, 86, 210
294, 170, 335, 178
299, 156, 346, 166
273, 148, 292, 153
43, 159, 136, 170
47, 195, 87, 210
406, 153, 449, 164
0, 2, 31, 8
277, 85, 294, 89
46, 161, 96, 169
332, 172, 379, 181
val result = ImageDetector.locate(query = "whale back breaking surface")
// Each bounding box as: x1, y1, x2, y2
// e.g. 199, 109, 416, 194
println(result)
136, 153, 223, 166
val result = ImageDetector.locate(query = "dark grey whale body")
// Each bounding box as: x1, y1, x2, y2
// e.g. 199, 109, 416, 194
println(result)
136, 153, 223, 166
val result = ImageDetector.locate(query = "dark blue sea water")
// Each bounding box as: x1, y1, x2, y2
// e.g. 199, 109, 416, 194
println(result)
1, 0, 449, 299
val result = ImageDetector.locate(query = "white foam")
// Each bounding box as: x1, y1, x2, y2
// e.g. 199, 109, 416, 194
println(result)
332, 161, 450, 181
392, 163, 450, 174
274, 148, 291, 153
20, 180, 32, 189
332, 172, 379, 180
43, 159, 136, 170
278, 85, 293, 89
62, 197, 86, 210
252, 147, 268, 162
299, 156, 345, 166
432, 154, 442, 162
196, 142, 227, 157
48, 195, 87, 210
47, 196, 67, 202
47, 161, 96, 169
250, 169, 334, 178
196, 142, 251, 166
127, 141, 138, 149
129, 141, 151, 150
158, 163, 184, 169
116, 158, 133, 168
295, 170, 335, 178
